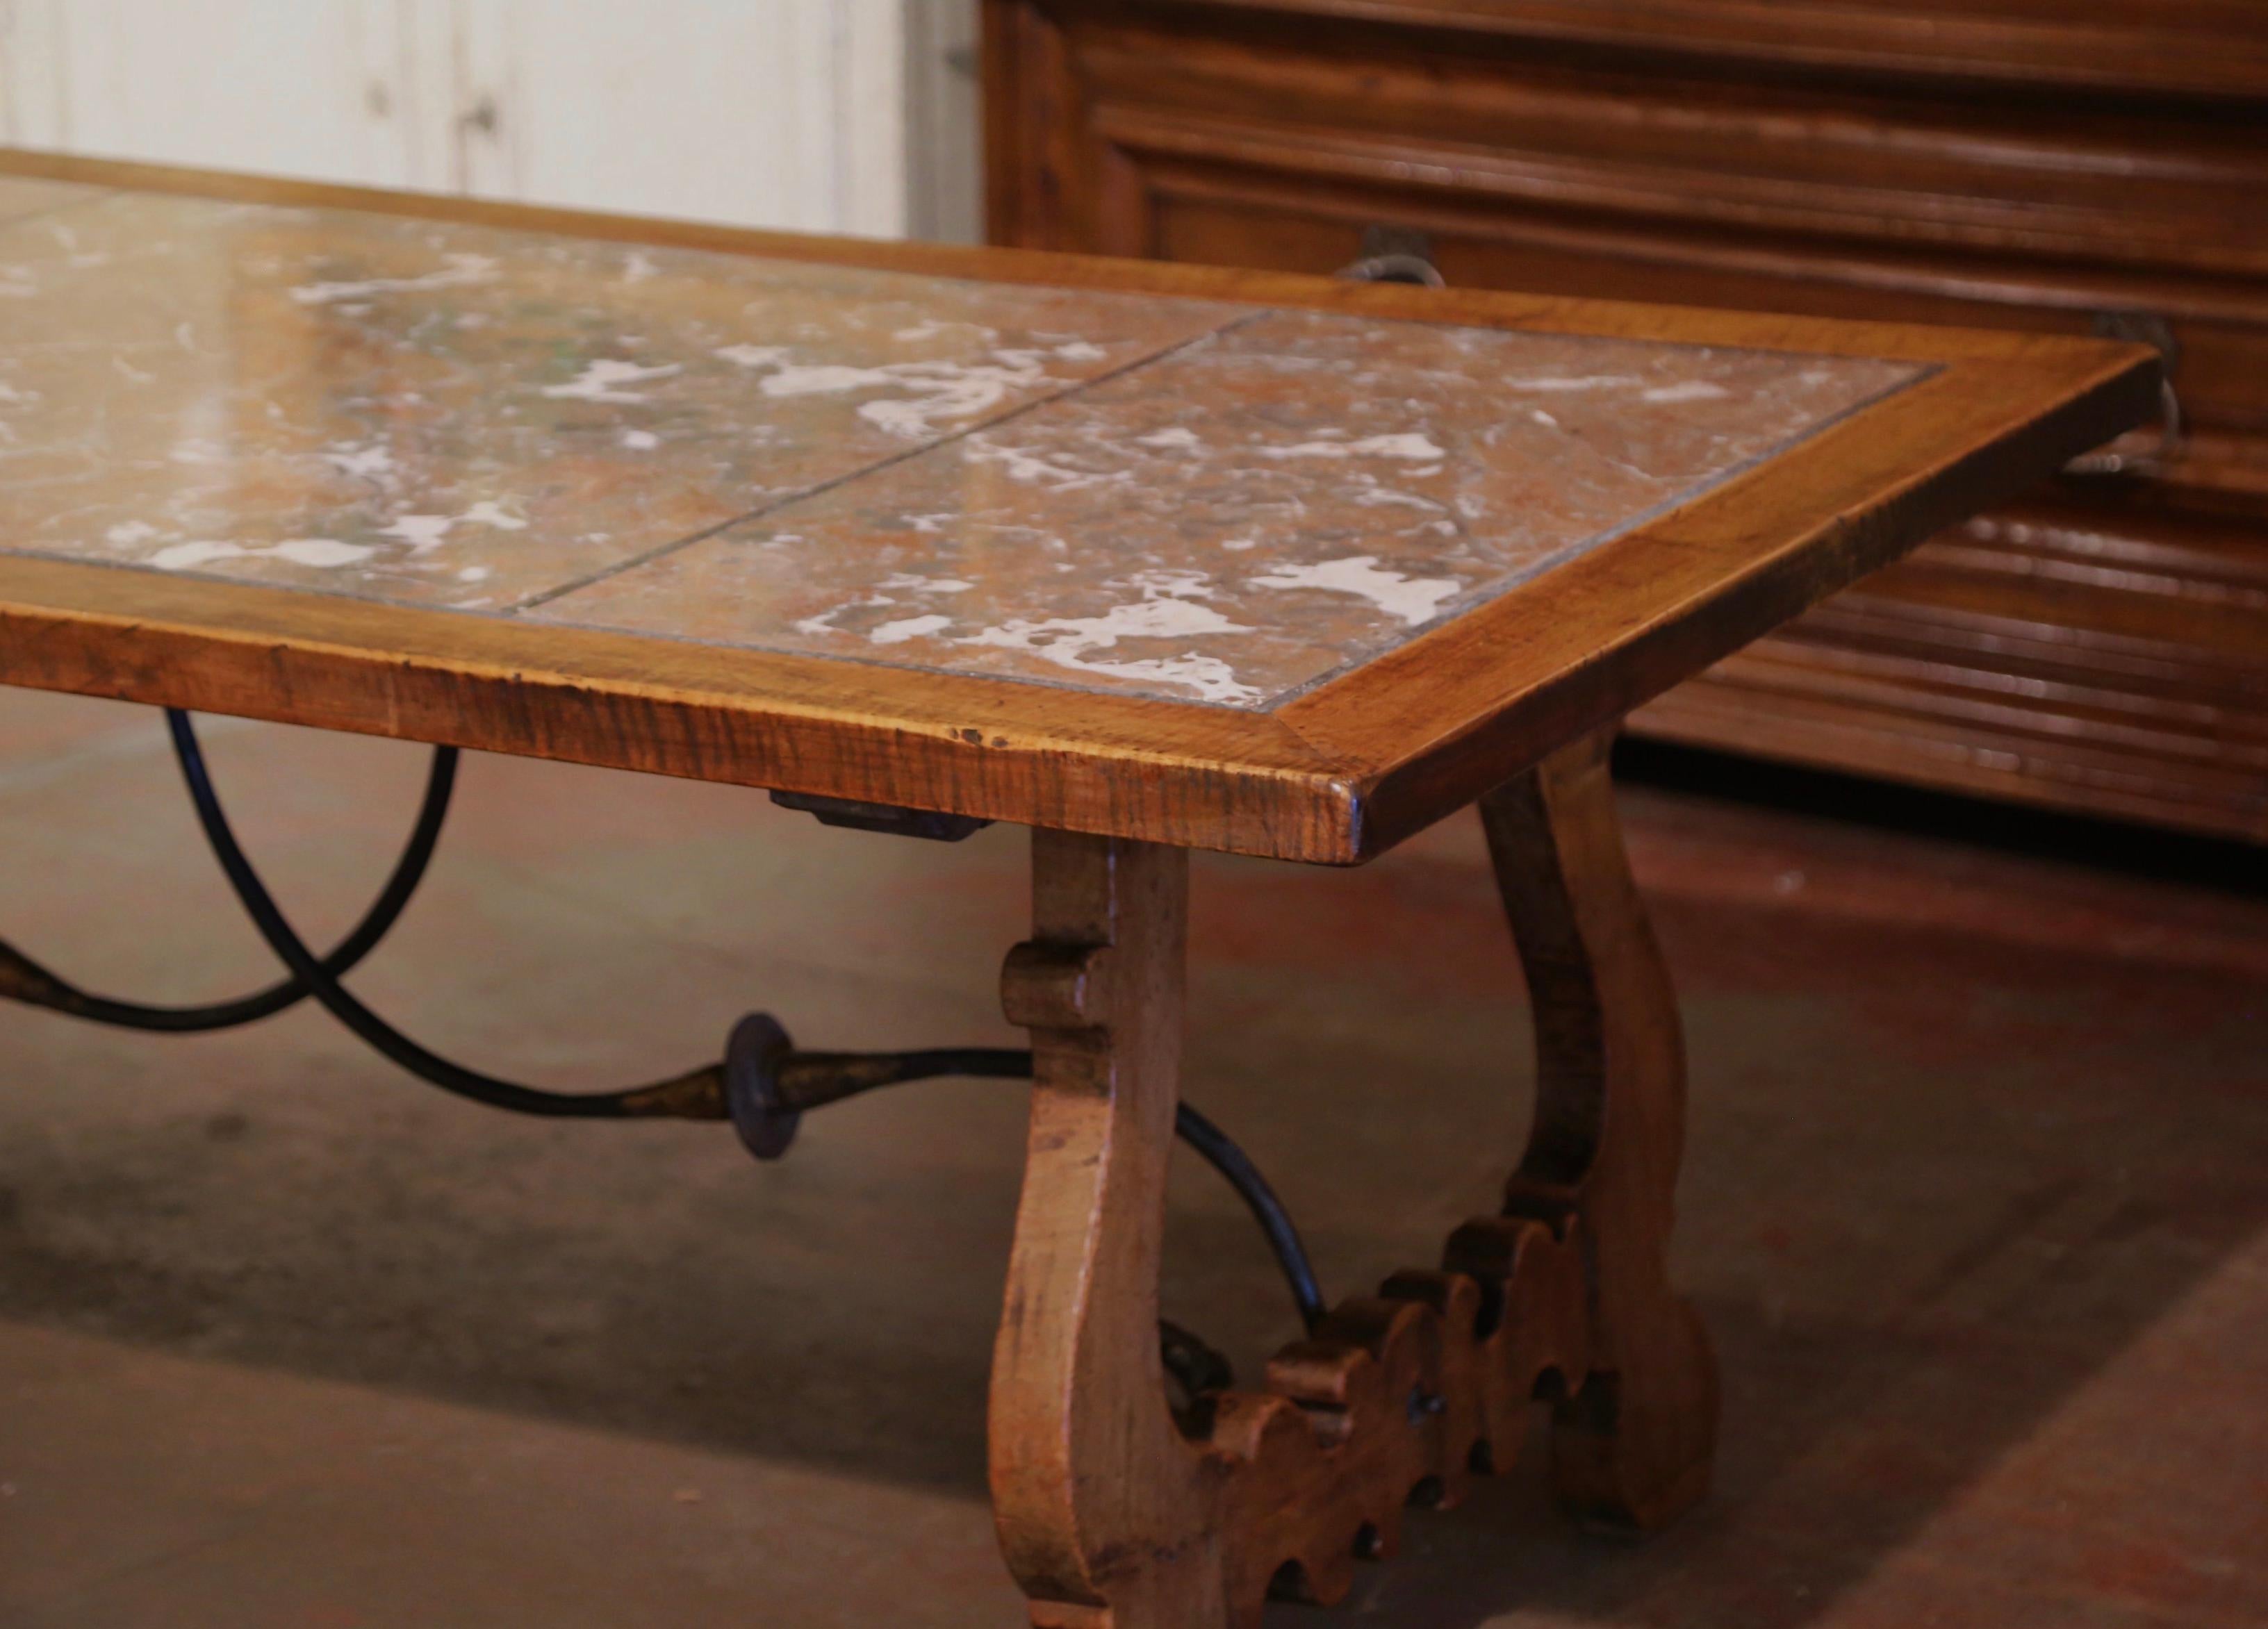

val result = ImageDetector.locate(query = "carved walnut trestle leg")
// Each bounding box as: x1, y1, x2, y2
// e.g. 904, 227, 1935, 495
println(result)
990, 727, 1718, 1628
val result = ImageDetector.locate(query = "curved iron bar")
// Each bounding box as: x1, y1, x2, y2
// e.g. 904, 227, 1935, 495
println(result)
0, 708, 1328, 1334
0, 745, 459, 1032
1177, 1098, 1327, 1334
163, 709, 718, 1118
732, 1022, 1324, 1332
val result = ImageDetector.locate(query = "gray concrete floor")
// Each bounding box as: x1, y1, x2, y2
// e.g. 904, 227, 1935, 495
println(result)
2, 686, 2265, 1627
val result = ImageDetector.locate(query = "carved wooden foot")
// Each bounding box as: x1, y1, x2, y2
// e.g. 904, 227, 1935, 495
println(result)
990, 733, 1714, 1626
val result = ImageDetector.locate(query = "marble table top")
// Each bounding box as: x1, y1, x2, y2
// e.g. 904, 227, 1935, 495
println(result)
0, 183, 1925, 713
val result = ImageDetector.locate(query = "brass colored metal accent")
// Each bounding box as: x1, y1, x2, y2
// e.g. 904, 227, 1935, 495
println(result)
611, 1065, 730, 1120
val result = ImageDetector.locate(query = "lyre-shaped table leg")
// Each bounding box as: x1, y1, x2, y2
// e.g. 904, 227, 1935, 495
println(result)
1481, 729, 1719, 1529
990, 829, 1228, 1628
987, 734, 1716, 1627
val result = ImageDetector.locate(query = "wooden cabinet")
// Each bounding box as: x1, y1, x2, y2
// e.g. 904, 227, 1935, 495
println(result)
983, 0, 2268, 841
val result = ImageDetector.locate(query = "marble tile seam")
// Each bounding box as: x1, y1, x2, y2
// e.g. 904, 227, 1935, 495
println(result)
0, 190, 1256, 614
523, 316, 1930, 713
507, 307, 1273, 617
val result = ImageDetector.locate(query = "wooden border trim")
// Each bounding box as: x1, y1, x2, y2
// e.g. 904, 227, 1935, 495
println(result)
0, 556, 1357, 861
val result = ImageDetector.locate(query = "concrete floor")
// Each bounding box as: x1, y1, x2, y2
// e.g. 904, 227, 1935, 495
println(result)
1, 685, 2264, 1628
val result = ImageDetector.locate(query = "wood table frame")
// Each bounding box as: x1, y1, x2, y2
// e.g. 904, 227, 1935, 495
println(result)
0, 154, 2158, 1626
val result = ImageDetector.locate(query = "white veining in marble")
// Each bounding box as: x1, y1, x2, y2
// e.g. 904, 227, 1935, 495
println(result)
535, 309, 1925, 708
0, 190, 1244, 607
0, 185, 1931, 711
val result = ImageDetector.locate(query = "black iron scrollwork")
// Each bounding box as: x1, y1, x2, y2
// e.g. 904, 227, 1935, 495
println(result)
3, 710, 1325, 1357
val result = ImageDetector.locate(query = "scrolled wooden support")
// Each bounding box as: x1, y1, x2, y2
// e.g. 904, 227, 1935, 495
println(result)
1207, 1216, 1591, 1624
992, 830, 1231, 1628
990, 728, 1714, 1628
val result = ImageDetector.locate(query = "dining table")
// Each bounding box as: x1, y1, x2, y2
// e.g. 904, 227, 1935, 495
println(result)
0, 150, 2155, 1628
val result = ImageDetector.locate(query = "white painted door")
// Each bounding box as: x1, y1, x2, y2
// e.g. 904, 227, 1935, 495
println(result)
0, 0, 978, 240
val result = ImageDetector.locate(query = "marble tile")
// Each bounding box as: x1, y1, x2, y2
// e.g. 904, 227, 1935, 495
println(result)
0, 192, 1245, 609
1, 185, 1928, 709
535, 310, 1925, 707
